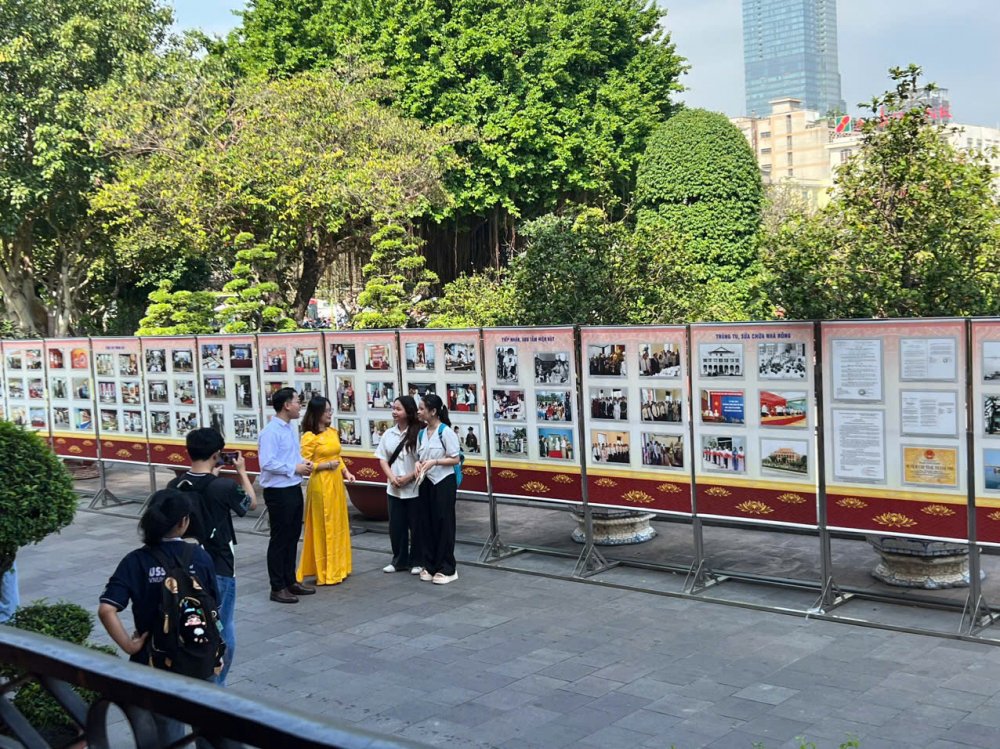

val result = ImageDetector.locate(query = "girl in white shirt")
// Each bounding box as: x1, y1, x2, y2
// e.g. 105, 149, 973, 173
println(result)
415, 394, 462, 585
375, 396, 422, 575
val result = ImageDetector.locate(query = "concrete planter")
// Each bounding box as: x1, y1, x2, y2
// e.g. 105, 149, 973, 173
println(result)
571, 509, 656, 546
347, 483, 389, 521
866, 535, 983, 589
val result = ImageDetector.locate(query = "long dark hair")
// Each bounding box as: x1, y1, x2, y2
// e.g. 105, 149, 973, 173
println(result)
139, 489, 193, 545
421, 393, 451, 427
395, 396, 421, 453
301, 395, 331, 435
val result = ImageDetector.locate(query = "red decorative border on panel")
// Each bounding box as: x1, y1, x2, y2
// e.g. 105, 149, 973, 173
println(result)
829, 492, 967, 540
490, 465, 583, 503
51, 435, 99, 460
697, 482, 818, 526
588, 474, 691, 514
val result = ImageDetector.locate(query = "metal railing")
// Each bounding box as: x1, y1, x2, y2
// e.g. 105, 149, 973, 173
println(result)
0, 627, 426, 749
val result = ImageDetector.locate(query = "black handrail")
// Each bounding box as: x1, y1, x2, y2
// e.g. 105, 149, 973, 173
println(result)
0, 627, 428, 748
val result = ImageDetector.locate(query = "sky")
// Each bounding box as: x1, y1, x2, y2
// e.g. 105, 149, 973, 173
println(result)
173, 0, 1000, 128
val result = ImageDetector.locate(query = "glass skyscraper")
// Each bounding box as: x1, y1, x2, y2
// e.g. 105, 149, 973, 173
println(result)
743, 0, 846, 117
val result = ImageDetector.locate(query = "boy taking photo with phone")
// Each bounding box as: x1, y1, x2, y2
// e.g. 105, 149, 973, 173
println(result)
167, 427, 257, 686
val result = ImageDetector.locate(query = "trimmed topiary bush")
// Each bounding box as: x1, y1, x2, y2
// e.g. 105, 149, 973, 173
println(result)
1, 601, 118, 735
0, 420, 78, 575
636, 108, 763, 284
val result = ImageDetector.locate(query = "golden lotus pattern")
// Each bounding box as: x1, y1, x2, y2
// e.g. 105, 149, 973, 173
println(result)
132, 443, 144, 451
462, 466, 481, 476
921, 504, 956, 517
154, 445, 166, 452
705, 486, 731, 497
103, 441, 114, 448
117, 449, 132, 458
340, 456, 352, 465
988, 511, 1000, 522
595, 478, 617, 488
358, 467, 380, 479
622, 490, 655, 505
552, 474, 574, 484
521, 481, 550, 494
68, 446, 82, 454
657, 482, 682, 493
735, 500, 773, 515
168, 453, 185, 463
777, 493, 807, 504
83, 440, 94, 446
245, 451, 257, 459
498, 470, 518, 479
56, 438, 66, 445
837, 497, 867, 509
873, 512, 918, 529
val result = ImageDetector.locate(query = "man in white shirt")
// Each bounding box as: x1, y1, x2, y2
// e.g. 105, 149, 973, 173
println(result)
258, 387, 313, 604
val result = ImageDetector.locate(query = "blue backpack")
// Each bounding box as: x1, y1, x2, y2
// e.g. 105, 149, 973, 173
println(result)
419, 424, 465, 487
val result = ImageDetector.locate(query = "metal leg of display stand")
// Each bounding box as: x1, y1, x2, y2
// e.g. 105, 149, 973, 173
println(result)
478, 492, 524, 564
683, 519, 726, 594
136, 464, 158, 515
960, 558, 997, 636
572, 504, 618, 579
88, 461, 124, 509
252, 507, 270, 533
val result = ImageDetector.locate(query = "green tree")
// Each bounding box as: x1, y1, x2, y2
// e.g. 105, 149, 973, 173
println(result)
134, 281, 219, 337
0, 0, 172, 335
354, 220, 437, 329
636, 108, 764, 286
92, 53, 458, 323
761, 65, 1000, 319
224, 0, 687, 262
423, 270, 519, 328
218, 233, 296, 333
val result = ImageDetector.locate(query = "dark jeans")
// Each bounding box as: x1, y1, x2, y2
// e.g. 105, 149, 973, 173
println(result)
418, 474, 457, 576
388, 494, 422, 569
264, 485, 303, 591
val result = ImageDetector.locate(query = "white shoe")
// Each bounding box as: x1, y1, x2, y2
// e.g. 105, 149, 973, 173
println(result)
383, 564, 397, 573
410, 567, 422, 575
432, 572, 458, 585
419, 570, 433, 582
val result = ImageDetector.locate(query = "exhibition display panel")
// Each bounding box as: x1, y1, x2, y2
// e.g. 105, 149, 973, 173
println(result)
581, 326, 691, 515
691, 322, 818, 527
971, 320, 1000, 545
197, 334, 263, 473
822, 319, 968, 541
322, 329, 399, 484
483, 326, 582, 504
3, 339, 47, 434
44, 338, 99, 459
398, 329, 488, 494
139, 336, 199, 468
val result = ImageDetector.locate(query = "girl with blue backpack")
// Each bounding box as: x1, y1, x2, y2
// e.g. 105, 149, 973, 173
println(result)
415, 393, 463, 585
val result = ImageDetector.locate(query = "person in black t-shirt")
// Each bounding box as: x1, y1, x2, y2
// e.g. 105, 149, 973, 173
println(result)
167, 428, 256, 686
99, 490, 218, 746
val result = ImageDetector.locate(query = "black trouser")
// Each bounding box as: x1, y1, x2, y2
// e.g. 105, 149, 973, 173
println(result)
388, 493, 422, 569
264, 485, 303, 591
418, 474, 457, 576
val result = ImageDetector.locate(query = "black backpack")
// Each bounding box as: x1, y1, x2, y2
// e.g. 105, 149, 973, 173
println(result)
145, 543, 225, 680
172, 473, 220, 545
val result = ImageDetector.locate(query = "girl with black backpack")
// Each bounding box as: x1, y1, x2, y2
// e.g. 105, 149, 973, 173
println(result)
415, 394, 462, 585
99, 489, 223, 744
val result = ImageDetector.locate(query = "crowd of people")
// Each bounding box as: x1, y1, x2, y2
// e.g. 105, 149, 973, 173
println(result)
591, 391, 628, 420
593, 440, 630, 464
96, 385, 462, 744
640, 394, 682, 423
589, 348, 626, 377
642, 437, 683, 467
703, 442, 745, 472
639, 346, 681, 377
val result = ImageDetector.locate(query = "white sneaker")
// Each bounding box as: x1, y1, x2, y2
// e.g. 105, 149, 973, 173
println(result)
419, 570, 433, 582
410, 567, 422, 575
383, 564, 397, 573
432, 572, 458, 585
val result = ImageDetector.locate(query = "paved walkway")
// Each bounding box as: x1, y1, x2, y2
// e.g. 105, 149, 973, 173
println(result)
14, 506, 1000, 749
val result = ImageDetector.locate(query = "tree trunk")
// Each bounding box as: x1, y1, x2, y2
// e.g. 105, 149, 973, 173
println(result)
293, 244, 322, 321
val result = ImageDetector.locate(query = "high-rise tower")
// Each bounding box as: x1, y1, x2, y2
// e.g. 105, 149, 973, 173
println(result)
743, 0, 846, 117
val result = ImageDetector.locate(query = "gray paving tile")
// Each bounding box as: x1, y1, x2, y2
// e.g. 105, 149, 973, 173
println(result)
562, 675, 626, 698
705, 696, 773, 721
611, 708, 683, 735
641, 728, 713, 748
939, 719, 1000, 748
580, 725, 650, 749
644, 694, 716, 719
732, 683, 799, 705
830, 700, 901, 727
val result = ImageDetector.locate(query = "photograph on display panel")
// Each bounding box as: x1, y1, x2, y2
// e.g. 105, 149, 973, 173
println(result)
294, 347, 321, 373
759, 390, 807, 427
334, 376, 356, 413
758, 342, 807, 380
700, 389, 745, 425
983, 449, 1000, 491
640, 388, 683, 423
492, 389, 525, 421
589, 387, 627, 421
230, 343, 254, 369
588, 344, 626, 377
366, 382, 395, 410
201, 344, 225, 370
263, 348, 287, 373
338, 418, 361, 446
642, 433, 684, 469
760, 437, 809, 478
146, 348, 166, 373
455, 424, 481, 454
26, 349, 42, 370
494, 425, 527, 459
495, 346, 519, 383
448, 383, 478, 413
536, 389, 571, 422
369, 419, 394, 447
984, 341, 1000, 382
638, 343, 681, 378
699, 343, 744, 378
406, 382, 436, 398
591, 430, 630, 465
538, 427, 574, 461
535, 352, 571, 385
329, 343, 357, 371
985, 395, 1000, 436
172, 348, 194, 373
365, 343, 392, 371
701, 435, 747, 474
405, 342, 435, 372
445, 343, 476, 372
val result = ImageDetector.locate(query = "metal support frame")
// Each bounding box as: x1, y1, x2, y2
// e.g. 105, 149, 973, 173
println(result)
570, 326, 618, 579
812, 320, 853, 613
962, 319, 997, 634
87, 461, 125, 509
476, 328, 525, 564
683, 324, 723, 594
